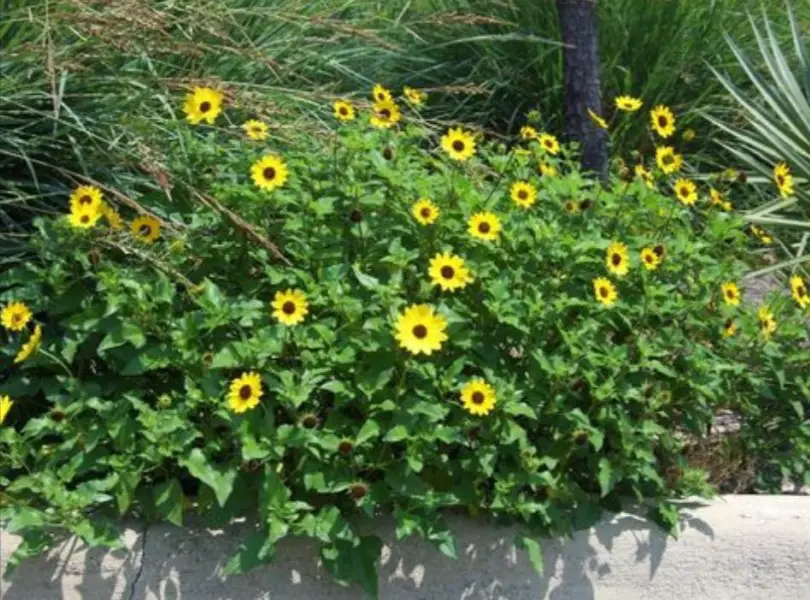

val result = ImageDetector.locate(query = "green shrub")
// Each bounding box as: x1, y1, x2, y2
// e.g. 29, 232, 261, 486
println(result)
1, 89, 809, 597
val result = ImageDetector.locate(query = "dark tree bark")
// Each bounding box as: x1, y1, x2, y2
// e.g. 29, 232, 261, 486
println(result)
556, 0, 607, 182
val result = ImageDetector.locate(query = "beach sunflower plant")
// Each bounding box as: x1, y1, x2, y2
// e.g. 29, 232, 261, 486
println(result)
1, 86, 809, 598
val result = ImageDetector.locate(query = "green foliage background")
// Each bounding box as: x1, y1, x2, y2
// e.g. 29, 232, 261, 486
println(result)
2, 94, 810, 595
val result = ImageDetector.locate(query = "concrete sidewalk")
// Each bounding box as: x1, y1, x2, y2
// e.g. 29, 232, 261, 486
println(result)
2, 495, 809, 599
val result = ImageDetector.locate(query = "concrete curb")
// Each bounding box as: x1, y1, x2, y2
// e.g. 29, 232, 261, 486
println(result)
2, 495, 809, 599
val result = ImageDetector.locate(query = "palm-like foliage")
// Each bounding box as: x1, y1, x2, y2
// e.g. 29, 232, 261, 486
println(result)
706, 2, 810, 276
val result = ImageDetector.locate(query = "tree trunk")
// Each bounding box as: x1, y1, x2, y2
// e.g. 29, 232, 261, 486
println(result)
556, 0, 607, 182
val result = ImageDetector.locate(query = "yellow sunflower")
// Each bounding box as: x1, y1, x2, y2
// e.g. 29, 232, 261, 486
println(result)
773, 162, 794, 198
372, 83, 392, 104
563, 199, 581, 214
460, 378, 496, 416
250, 154, 289, 191
751, 225, 773, 245
709, 188, 725, 208
69, 185, 103, 213
510, 181, 537, 208
640, 247, 661, 271
369, 99, 401, 129
0, 395, 13, 425
615, 95, 643, 112
519, 125, 538, 140
539, 163, 558, 178
100, 203, 123, 230
1, 301, 32, 332
412, 198, 439, 225
68, 205, 102, 229
721, 282, 742, 307
183, 87, 224, 125
655, 146, 683, 174
428, 252, 473, 292
271, 289, 309, 326
14, 324, 42, 364
333, 99, 355, 121
243, 119, 269, 141
587, 109, 608, 130
673, 178, 698, 206
593, 277, 618, 307
606, 241, 630, 277
538, 133, 560, 155
790, 275, 809, 309
650, 105, 676, 138
758, 306, 777, 339
130, 215, 161, 244
393, 304, 448, 356
723, 319, 737, 338
634, 164, 655, 189
403, 86, 426, 105
441, 127, 476, 161
227, 372, 263, 414
467, 212, 502, 242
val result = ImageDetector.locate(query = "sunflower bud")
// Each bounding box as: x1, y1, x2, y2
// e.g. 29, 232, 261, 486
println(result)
298, 412, 320, 429
338, 439, 354, 456
382, 147, 394, 161
349, 208, 363, 223
348, 481, 369, 500
50, 408, 66, 422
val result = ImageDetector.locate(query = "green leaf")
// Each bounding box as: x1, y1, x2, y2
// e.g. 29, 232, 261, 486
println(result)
383, 425, 409, 442
598, 458, 616, 497
352, 265, 381, 290
181, 449, 236, 507
223, 528, 276, 575
356, 419, 380, 445
503, 401, 537, 419
115, 472, 141, 515
320, 535, 383, 599
210, 345, 240, 369
517, 535, 544, 575
260, 467, 291, 519
153, 479, 184, 526
97, 321, 147, 353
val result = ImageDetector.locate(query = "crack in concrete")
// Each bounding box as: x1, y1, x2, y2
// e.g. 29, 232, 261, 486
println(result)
127, 524, 148, 600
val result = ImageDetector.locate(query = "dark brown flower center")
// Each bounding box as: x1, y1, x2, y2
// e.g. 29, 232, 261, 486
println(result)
679, 187, 688, 196
478, 222, 491, 234
611, 253, 622, 266
440, 266, 455, 279
349, 483, 368, 499
420, 207, 431, 218
658, 115, 668, 127
282, 301, 296, 315
139, 224, 151, 236
544, 140, 553, 149
726, 289, 736, 300
263, 167, 276, 180
79, 195, 92, 205
412, 324, 428, 339
81, 215, 90, 224
379, 108, 391, 119
776, 174, 785, 185
797, 285, 806, 298
517, 189, 528, 200
199, 101, 211, 113
11, 313, 21, 324
339, 106, 348, 115
662, 154, 674, 165
338, 440, 353, 456
239, 385, 253, 400
471, 391, 485, 404
653, 245, 664, 257
301, 415, 318, 429
645, 254, 653, 263
452, 140, 465, 152
599, 286, 609, 298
